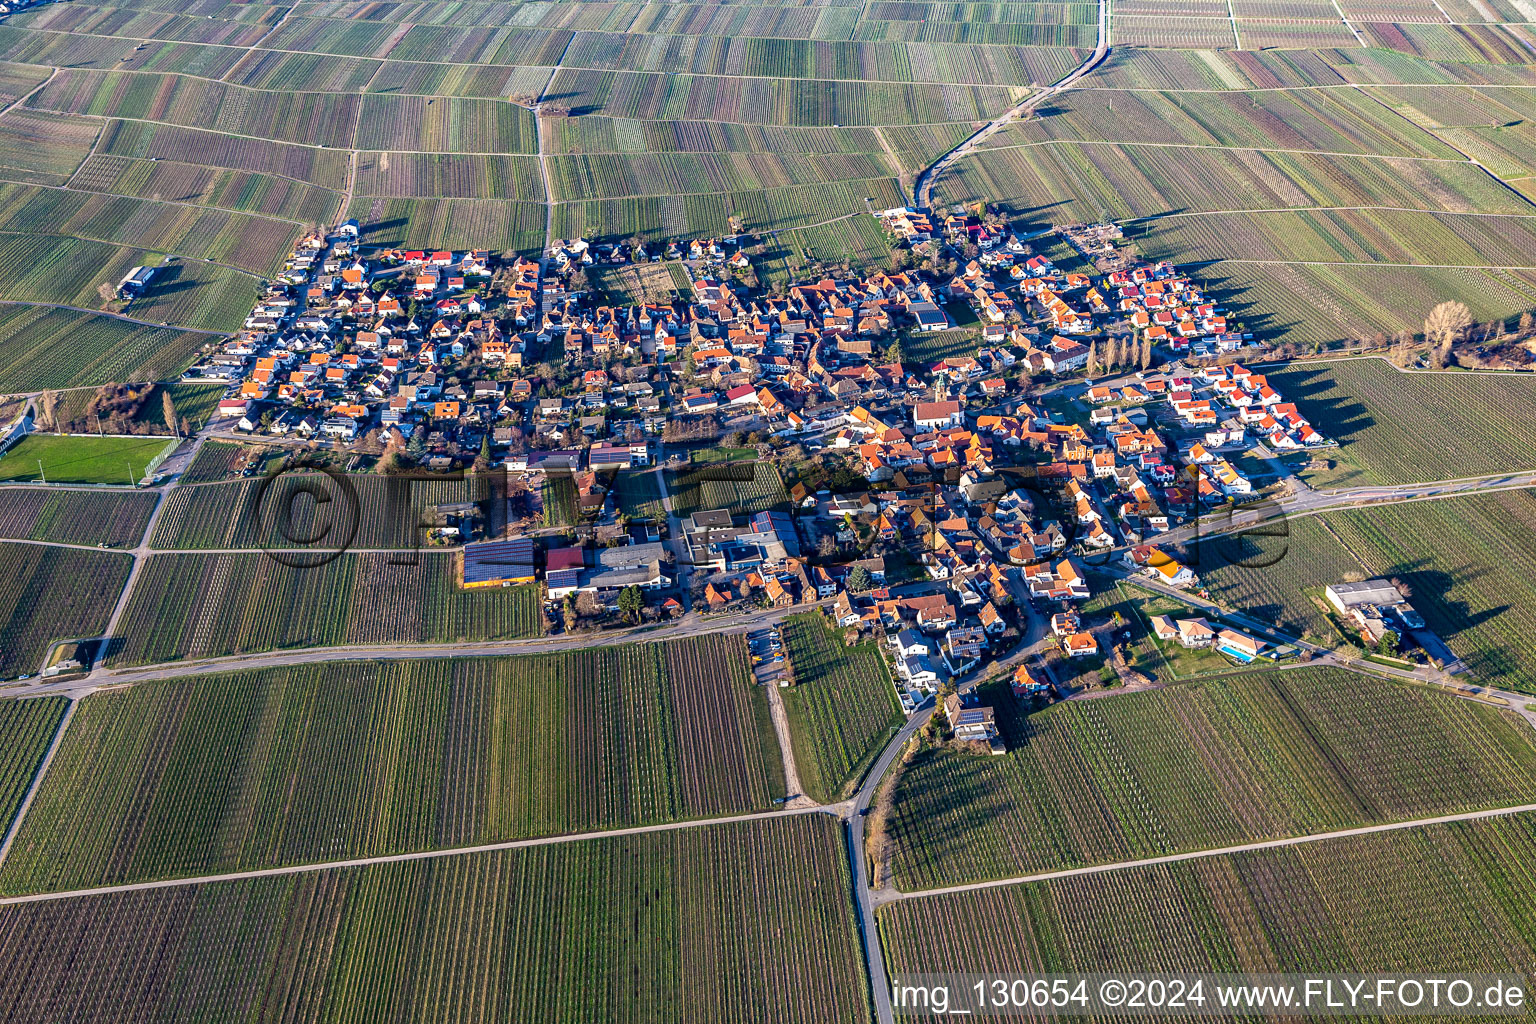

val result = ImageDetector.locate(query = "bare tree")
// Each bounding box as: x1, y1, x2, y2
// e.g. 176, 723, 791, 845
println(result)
36, 390, 59, 432
1424, 300, 1472, 367
1086, 340, 1098, 376
162, 390, 177, 437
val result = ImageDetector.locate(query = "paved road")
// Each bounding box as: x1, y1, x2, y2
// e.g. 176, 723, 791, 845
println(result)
880, 800, 1536, 903
1150, 470, 1536, 552
912, 0, 1109, 209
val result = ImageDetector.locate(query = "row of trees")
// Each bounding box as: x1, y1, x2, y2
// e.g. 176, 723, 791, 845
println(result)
33, 386, 188, 437
1085, 334, 1153, 376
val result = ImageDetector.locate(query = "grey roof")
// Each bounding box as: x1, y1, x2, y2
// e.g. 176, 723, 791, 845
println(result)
1327, 579, 1402, 606
594, 541, 667, 570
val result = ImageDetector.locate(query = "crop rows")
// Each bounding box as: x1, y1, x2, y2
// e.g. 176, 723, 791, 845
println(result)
69, 153, 341, 226
353, 95, 537, 154
0, 488, 156, 547
665, 460, 790, 518
28, 69, 362, 149
96, 118, 352, 189
107, 551, 542, 665
547, 118, 887, 156
1002, 86, 1456, 158
781, 612, 903, 804
547, 152, 894, 200
886, 667, 1536, 890
177, 439, 254, 483
1321, 492, 1536, 693
554, 177, 904, 241
0, 304, 208, 393
609, 467, 667, 521
345, 196, 546, 254
0, 181, 299, 277
223, 48, 382, 92
1270, 359, 1536, 485
0, 696, 65, 839
150, 473, 481, 549
351, 152, 545, 200
0, 814, 870, 1023
2, 636, 780, 891
882, 811, 1536, 1011
13, 2, 278, 46
1166, 262, 1536, 350
0, 542, 130, 679
951, 140, 1518, 231
547, 69, 1022, 126
557, 33, 1078, 87
0, 108, 99, 185
364, 59, 552, 99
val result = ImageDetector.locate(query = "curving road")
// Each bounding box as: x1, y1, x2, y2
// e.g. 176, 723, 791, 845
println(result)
912, 0, 1110, 209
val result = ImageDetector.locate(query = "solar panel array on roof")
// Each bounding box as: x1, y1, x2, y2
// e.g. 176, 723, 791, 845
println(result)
462, 538, 536, 586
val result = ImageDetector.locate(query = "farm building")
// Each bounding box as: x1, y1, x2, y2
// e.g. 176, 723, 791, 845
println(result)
461, 538, 536, 588
117, 265, 155, 298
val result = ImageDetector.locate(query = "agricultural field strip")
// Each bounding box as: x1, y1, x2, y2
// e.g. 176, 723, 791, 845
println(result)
19, 597, 842, 694
1205, 257, 1536, 269
0, 801, 841, 906
1135, 204, 1536, 221
19, 96, 982, 149
0, 25, 1087, 90
8, 786, 1536, 917
0, 700, 72, 866
1338, 74, 1536, 214
71, 145, 348, 195
973, 138, 1477, 163
0, 228, 262, 282
885, 798, 1536, 902
0, 166, 319, 232
0, 300, 230, 341
0, 65, 52, 120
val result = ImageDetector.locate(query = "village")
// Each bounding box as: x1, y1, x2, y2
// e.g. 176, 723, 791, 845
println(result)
178, 206, 1346, 745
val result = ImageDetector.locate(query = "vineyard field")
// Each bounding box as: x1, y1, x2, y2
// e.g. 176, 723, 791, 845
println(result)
1269, 359, 1536, 485
0, 488, 156, 547
0, 542, 130, 679
0, 304, 208, 393
1202, 491, 1536, 694
107, 552, 543, 665
0, 108, 99, 185
781, 612, 903, 804
94, 119, 351, 189
882, 811, 1536, 1015
666, 460, 789, 518
150, 473, 490, 549
177, 440, 264, 483
0, 182, 301, 277
886, 668, 1536, 890
943, 142, 1522, 230
0, 696, 67, 839
610, 467, 667, 521
0, 814, 871, 1024
2, 634, 782, 892
344, 196, 547, 254
68, 154, 341, 227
